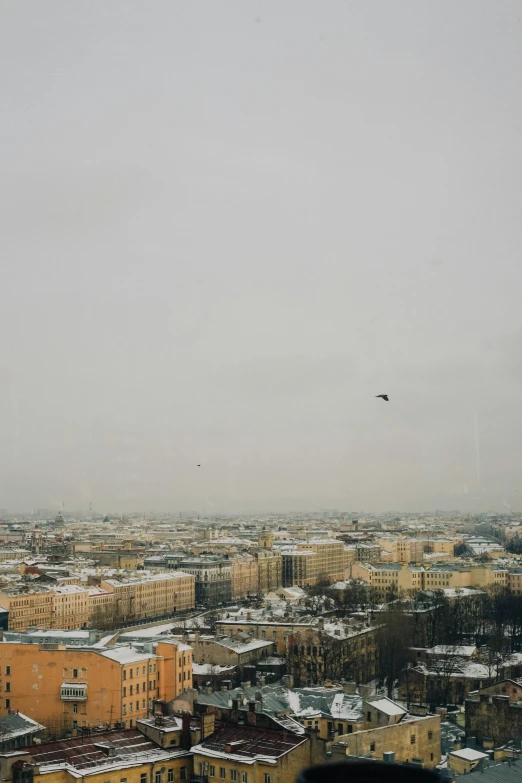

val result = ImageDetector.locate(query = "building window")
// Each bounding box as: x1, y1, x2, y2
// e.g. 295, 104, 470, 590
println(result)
73, 704, 78, 713
5, 666, 10, 676
72, 669, 78, 678
123, 670, 127, 680
367, 712, 371, 722
230, 771, 237, 782
337, 724, 343, 734
121, 778, 127, 783
5, 682, 10, 692
209, 767, 215, 778
220, 769, 226, 780
156, 772, 162, 783
130, 685, 133, 695
180, 769, 187, 782
410, 735, 416, 744
123, 687, 127, 697
168, 770, 174, 783
141, 775, 147, 783
370, 743, 376, 752
136, 701, 139, 710
428, 731, 433, 740
431, 754, 434, 762
264, 775, 271, 783
241, 775, 247, 783
5, 699, 10, 710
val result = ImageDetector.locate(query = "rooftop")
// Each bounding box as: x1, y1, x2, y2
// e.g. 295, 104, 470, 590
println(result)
191, 723, 307, 764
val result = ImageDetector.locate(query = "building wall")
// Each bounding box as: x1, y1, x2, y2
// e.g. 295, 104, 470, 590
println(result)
281, 552, 318, 587
216, 621, 312, 656
0, 641, 192, 734
465, 694, 522, 745
52, 588, 89, 630
255, 550, 282, 594
30, 753, 192, 783
192, 736, 312, 783
0, 592, 54, 631
334, 715, 441, 769
231, 555, 259, 600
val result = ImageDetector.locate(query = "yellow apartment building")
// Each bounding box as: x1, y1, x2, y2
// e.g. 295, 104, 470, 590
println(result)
0, 588, 54, 631
0, 639, 193, 734
230, 554, 259, 599
100, 571, 195, 624
51, 585, 89, 630
0, 728, 192, 783
254, 550, 282, 594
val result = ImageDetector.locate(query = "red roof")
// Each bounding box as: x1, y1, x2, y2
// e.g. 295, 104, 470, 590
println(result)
196, 724, 307, 760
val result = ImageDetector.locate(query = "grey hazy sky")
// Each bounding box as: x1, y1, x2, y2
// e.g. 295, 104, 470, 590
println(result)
1, 1, 521, 514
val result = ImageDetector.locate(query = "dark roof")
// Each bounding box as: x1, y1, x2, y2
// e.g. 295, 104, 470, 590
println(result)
195, 723, 306, 760
0, 713, 41, 740
29, 730, 169, 771
464, 760, 522, 783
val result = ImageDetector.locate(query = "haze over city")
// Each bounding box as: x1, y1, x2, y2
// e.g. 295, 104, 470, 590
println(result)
1, 1, 521, 513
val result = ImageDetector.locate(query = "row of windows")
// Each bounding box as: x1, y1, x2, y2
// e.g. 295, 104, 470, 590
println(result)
123, 665, 155, 679
122, 700, 147, 714
207, 767, 250, 782
117, 766, 188, 783
122, 682, 151, 696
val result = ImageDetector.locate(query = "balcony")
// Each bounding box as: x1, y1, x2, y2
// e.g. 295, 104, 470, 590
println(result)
61, 683, 87, 701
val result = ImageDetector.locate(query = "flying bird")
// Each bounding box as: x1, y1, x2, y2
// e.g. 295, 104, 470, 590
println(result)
197, 464, 201, 467
376, 394, 389, 401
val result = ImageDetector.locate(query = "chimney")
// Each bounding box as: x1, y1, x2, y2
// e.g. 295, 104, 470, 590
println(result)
181, 713, 191, 749
194, 631, 201, 642
343, 682, 357, 695
282, 675, 294, 688
383, 752, 395, 763
201, 713, 215, 739
318, 618, 325, 630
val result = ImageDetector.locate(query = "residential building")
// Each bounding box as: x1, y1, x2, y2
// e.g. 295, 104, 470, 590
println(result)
99, 571, 195, 623
230, 554, 259, 600
191, 722, 313, 783
51, 585, 89, 630
332, 713, 441, 769
216, 619, 313, 656
176, 557, 232, 606
254, 549, 282, 594
465, 680, 522, 744
0, 587, 54, 631
286, 619, 377, 686
0, 638, 193, 734
1, 728, 192, 783
180, 631, 274, 672
281, 549, 318, 587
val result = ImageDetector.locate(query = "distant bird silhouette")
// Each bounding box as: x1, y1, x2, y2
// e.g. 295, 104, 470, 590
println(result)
197, 464, 201, 467
376, 394, 389, 401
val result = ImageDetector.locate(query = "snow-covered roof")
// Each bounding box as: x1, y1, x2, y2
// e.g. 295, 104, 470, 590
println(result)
429, 645, 477, 657
99, 646, 156, 664
450, 748, 488, 761
366, 697, 406, 716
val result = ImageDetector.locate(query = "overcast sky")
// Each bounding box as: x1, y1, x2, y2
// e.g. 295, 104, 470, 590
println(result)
1, 1, 521, 514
